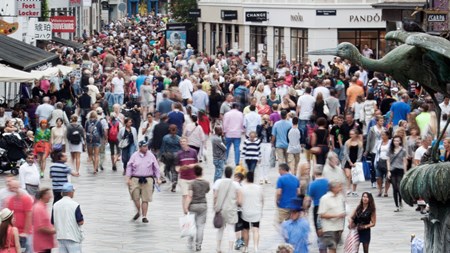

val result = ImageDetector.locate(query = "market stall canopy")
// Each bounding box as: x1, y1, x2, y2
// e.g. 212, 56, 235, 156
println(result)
0, 35, 60, 71
51, 36, 84, 50
0, 64, 36, 82
30, 65, 74, 79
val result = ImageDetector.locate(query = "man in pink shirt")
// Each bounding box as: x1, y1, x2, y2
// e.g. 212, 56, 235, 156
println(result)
222, 103, 244, 165
7, 180, 33, 252
32, 188, 56, 253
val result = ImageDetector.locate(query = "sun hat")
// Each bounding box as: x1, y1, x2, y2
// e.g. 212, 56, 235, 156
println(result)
0, 208, 14, 222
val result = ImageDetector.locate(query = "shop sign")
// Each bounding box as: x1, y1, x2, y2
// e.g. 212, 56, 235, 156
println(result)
69, 0, 81, 6
221, 10, 238, 20
349, 14, 382, 22
245, 11, 268, 22
427, 14, 447, 22
290, 13, 304, 22
316, 10, 336, 16
189, 9, 201, 18
34, 22, 52, 40
50, 16, 76, 33
16, 0, 41, 17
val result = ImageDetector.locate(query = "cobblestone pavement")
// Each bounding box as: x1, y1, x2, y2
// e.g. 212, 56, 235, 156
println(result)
1, 146, 424, 253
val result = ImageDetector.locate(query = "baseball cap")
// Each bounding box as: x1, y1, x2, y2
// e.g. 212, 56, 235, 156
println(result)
138, 140, 148, 147
61, 183, 75, 193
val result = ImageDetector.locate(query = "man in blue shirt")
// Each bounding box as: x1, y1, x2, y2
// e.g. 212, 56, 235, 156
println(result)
276, 163, 300, 223
135, 69, 147, 95
157, 91, 174, 115
390, 94, 410, 128
167, 102, 185, 136
281, 197, 310, 253
306, 168, 329, 235
272, 110, 293, 164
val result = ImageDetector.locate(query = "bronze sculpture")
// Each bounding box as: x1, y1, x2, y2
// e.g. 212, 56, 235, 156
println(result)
308, 30, 450, 253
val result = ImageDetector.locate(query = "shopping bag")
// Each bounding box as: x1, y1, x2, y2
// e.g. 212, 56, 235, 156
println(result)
344, 229, 360, 253
362, 157, 371, 181
270, 147, 276, 168
411, 237, 424, 253
179, 213, 196, 238
351, 162, 366, 184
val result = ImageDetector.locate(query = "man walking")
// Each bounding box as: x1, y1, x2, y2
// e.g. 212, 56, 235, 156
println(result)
126, 140, 161, 223
18, 152, 40, 197
272, 110, 292, 164
223, 103, 244, 165
52, 183, 84, 253
276, 163, 300, 223
243, 105, 261, 138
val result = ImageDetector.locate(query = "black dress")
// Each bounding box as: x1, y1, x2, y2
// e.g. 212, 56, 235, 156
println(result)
209, 93, 223, 119
345, 144, 359, 169
353, 208, 373, 243
315, 128, 329, 165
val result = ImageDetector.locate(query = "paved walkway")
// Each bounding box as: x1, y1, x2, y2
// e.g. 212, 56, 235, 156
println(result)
0, 146, 424, 252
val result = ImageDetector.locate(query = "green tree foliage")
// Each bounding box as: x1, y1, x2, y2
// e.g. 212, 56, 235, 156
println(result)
40, 0, 49, 21
169, 0, 197, 23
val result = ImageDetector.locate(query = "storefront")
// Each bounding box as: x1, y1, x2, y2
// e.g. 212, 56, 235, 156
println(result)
198, 2, 387, 67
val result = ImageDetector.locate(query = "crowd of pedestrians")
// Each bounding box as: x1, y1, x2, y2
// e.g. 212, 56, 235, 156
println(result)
0, 12, 444, 253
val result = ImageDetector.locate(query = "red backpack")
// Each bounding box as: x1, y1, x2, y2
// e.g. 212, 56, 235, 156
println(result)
108, 120, 119, 142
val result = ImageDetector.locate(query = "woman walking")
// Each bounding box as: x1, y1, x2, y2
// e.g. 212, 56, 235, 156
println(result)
66, 115, 85, 174
140, 77, 155, 118
241, 131, 261, 173
183, 165, 210, 251
374, 130, 391, 197
183, 115, 205, 161
51, 118, 67, 152
349, 192, 377, 253
160, 125, 181, 192
0, 208, 20, 253
85, 112, 104, 174
240, 172, 264, 253
34, 119, 51, 178
118, 118, 138, 175
310, 117, 329, 166
387, 135, 407, 212
256, 115, 272, 184
343, 129, 363, 196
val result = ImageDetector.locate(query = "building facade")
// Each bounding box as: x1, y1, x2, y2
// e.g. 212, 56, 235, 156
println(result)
197, 0, 420, 66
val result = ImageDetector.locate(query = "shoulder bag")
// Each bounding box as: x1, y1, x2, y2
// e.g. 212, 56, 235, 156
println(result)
213, 180, 233, 228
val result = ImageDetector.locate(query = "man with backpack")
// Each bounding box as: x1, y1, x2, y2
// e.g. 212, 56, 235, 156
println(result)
96, 108, 109, 171
108, 113, 121, 171
85, 111, 104, 174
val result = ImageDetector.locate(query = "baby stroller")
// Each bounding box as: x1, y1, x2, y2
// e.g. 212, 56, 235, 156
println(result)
0, 133, 27, 175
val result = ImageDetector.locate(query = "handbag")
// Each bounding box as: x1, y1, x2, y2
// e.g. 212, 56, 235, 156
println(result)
118, 138, 130, 149
351, 162, 366, 184
323, 100, 330, 117
52, 143, 63, 151
344, 229, 360, 253
213, 180, 233, 228
179, 213, 196, 238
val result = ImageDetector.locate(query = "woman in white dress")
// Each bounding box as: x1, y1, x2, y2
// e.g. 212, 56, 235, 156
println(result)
51, 118, 67, 152
140, 77, 155, 119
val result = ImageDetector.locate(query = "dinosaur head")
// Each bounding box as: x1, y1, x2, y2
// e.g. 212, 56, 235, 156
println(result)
308, 42, 361, 65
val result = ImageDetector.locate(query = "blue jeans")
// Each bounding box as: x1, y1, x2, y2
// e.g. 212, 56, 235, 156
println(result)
298, 120, 308, 144
246, 160, 258, 172
225, 137, 241, 165
213, 159, 225, 182
122, 143, 136, 172
114, 93, 124, 105
20, 236, 31, 253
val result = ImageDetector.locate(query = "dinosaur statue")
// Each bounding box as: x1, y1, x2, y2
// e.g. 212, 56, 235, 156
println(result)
308, 31, 450, 253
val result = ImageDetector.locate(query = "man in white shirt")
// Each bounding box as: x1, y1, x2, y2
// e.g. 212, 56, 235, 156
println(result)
414, 135, 431, 166
313, 80, 330, 99
362, 44, 373, 58
18, 153, 40, 197
111, 71, 125, 105
192, 84, 209, 111
246, 57, 260, 76
355, 66, 369, 87
87, 77, 100, 105
179, 73, 193, 105
243, 105, 261, 137
35, 97, 54, 123
440, 97, 450, 116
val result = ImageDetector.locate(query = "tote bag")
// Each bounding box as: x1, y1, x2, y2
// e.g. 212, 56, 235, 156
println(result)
351, 162, 366, 184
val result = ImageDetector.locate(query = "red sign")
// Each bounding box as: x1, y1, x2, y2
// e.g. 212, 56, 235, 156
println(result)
69, 0, 81, 6
50, 16, 76, 33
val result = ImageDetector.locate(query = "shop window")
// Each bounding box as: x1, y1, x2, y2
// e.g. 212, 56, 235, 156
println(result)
211, 23, 217, 56
338, 29, 386, 58
202, 23, 206, 53
250, 26, 267, 61
234, 25, 240, 48
290, 28, 308, 63
225, 24, 232, 51
274, 27, 284, 65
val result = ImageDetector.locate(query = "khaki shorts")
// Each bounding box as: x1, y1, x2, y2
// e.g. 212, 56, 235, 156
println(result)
179, 179, 193, 196
277, 207, 290, 223
322, 231, 343, 249
129, 177, 154, 202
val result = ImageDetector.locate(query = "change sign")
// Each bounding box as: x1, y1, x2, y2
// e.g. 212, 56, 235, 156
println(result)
50, 16, 76, 33
17, 0, 41, 17
35, 22, 52, 40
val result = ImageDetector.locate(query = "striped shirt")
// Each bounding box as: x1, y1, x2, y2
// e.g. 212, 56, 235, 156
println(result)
50, 162, 72, 191
242, 138, 262, 160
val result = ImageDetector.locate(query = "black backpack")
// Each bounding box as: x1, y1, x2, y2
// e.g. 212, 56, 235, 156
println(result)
68, 125, 82, 145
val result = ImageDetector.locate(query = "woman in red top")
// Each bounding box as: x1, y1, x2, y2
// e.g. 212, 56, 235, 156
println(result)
257, 97, 271, 116
197, 110, 210, 162
0, 208, 20, 253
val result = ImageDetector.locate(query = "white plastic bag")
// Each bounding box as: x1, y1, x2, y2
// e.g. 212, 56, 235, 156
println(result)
351, 162, 366, 184
179, 213, 196, 238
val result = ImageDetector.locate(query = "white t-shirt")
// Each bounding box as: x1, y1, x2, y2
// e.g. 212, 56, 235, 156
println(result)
297, 94, 315, 120
414, 146, 427, 162
112, 77, 125, 94
241, 183, 263, 222
313, 86, 330, 100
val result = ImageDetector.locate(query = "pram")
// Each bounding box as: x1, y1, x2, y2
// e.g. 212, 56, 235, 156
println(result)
0, 133, 27, 175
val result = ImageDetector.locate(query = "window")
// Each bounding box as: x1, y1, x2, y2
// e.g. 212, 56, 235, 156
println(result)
250, 26, 267, 61
338, 29, 386, 58
274, 27, 284, 65
211, 24, 217, 56
290, 29, 308, 63
225, 24, 232, 51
